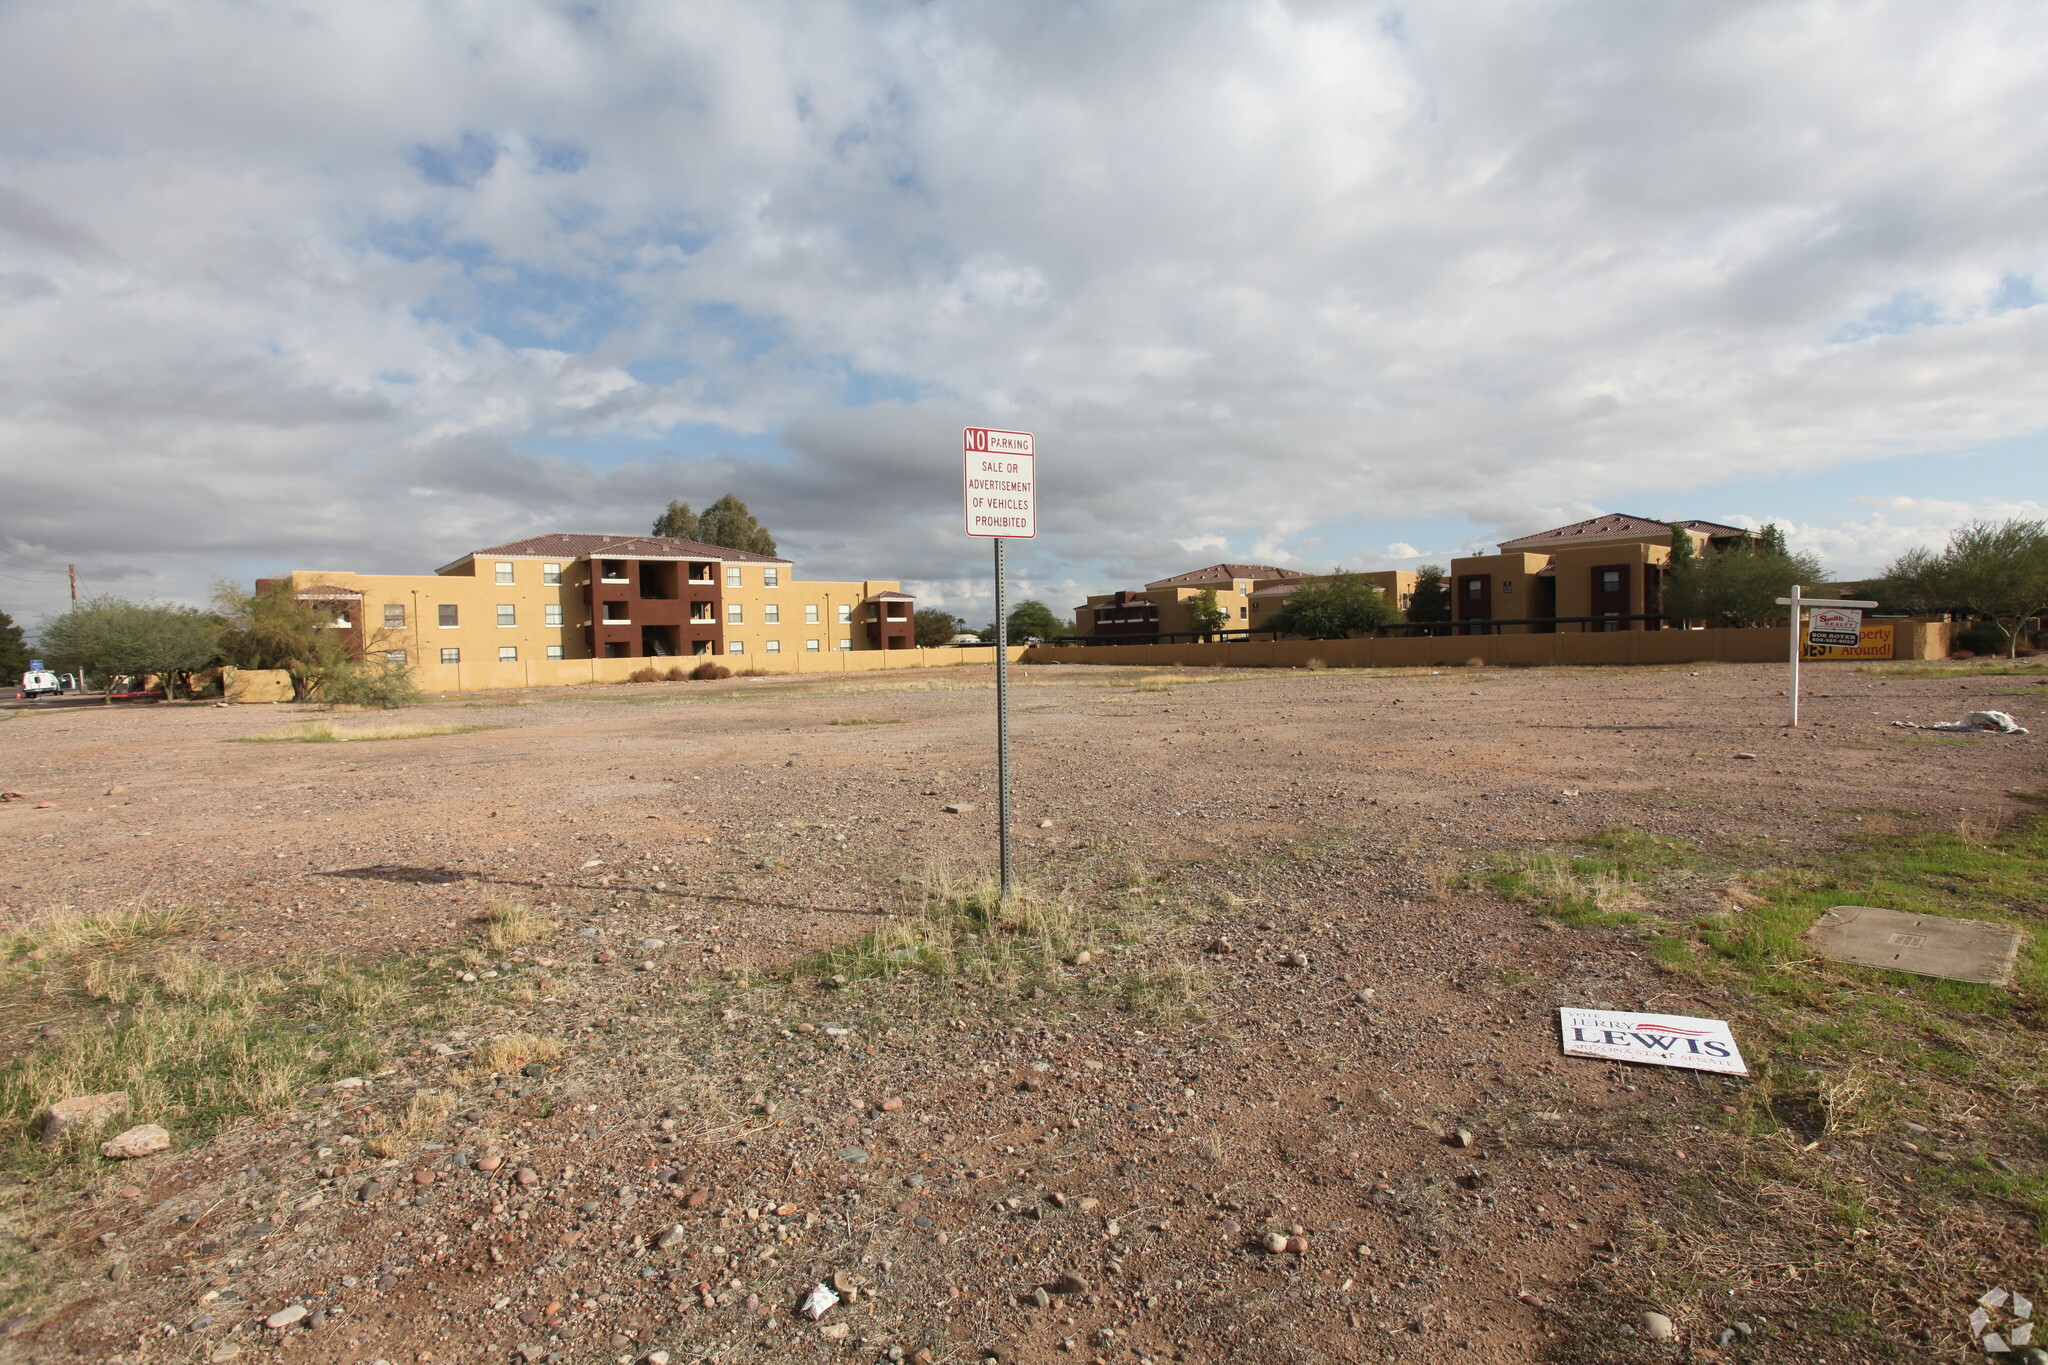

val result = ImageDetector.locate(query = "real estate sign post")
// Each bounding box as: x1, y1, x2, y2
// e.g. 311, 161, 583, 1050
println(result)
1777, 586, 1878, 727
964, 427, 1037, 896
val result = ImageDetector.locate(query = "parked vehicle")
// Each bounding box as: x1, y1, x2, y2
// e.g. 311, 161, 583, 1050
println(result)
17, 670, 62, 699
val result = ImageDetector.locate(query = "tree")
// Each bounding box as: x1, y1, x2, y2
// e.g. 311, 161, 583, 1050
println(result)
652, 500, 700, 541
695, 495, 778, 557
0, 608, 29, 681
1267, 572, 1401, 639
1666, 524, 1697, 575
1872, 518, 2048, 657
1182, 587, 1227, 639
1662, 533, 1827, 628
39, 596, 217, 698
913, 607, 964, 648
210, 577, 339, 689
1405, 565, 1451, 623
1005, 599, 1069, 642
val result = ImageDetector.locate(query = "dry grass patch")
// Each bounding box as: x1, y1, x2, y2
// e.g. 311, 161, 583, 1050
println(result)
480, 899, 555, 952
232, 721, 498, 743
360, 1089, 456, 1158
465, 1031, 565, 1079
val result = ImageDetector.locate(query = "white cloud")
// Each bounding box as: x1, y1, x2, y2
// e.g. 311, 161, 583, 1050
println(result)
1, 0, 2045, 625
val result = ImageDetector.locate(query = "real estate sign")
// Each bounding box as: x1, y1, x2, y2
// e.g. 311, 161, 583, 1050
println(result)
1806, 606, 1863, 649
1803, 621, 1895, 660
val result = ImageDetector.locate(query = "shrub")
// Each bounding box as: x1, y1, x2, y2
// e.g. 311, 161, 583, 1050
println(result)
736, 667, 770, 677
1954, 622, 2008, 656
628, 666, 662, 683
663, 666, 689, 681
311, 660, 424, 709
689, 661, 732, 681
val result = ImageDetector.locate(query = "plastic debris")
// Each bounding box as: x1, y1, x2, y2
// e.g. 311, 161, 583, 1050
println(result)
2017, 1293, 2035, 1320
1972, 1307, 1990, 1335
1984, 1289, 2012, 1309
801, 1284, 840, 1321
1891, 710, 2028, 734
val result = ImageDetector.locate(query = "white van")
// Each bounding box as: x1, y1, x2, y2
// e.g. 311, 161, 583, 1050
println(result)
18, 670, 62, 699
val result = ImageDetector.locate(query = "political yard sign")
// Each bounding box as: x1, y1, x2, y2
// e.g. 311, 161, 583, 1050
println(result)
1558, 1008, 1749, 1076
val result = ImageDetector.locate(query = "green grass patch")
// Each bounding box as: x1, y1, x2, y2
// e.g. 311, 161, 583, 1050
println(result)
232, 721, 499, 743
1485, 827, 1705, 927
0, 906, 502, 1186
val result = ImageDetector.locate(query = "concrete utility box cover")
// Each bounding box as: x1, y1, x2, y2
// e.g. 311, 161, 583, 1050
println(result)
1806, 906, 2024, 987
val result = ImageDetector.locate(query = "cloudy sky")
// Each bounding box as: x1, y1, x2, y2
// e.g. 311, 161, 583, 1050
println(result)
3, 0, 2045, 628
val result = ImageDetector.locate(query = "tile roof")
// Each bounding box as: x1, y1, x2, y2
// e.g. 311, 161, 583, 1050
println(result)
1144, 563, 1309, 589
1247, 583, 1303, 599
867, 590, 916, 601
456, 532, 791, 565
1496, 514, 1750, 550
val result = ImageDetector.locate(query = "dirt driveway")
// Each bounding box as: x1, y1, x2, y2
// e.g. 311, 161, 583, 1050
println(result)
1, 660, 2041, 1364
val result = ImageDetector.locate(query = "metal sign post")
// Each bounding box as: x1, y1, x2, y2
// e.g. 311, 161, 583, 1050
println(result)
964, 427, 1037, 898
1776, 586, 1878, 728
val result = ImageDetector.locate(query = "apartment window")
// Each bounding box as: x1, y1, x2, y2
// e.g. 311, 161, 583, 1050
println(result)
1501, 580, 1513, 595
542, 563, 562, 586
495, 562, 514, 585
545, 604, 563, 627
440, 647, 460, 664
837, 638, 852, 651
763, 567, 780, 587
727, 604, 743, 624
726, 566, 743, 588
499, 646, 518, 662
546, 645, 564, 661
765, 640, 781, 653
1601, 570, 1622, 591
837, 604, 852, 624
331, 610, 352, 628
497, 604, 516, 627
385, 650, 407, 665
1239, 605, 1248, 619
806, 639, 820, 653
804, 604, 819, 624
384, 603, 405, 629
691, 603, 713, 622
728, 640, 744, 654
438, 603, 459, 628
1466, 580, 1484, 600
764, 604, 780, 624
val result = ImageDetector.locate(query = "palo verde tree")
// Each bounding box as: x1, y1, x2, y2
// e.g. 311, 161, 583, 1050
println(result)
38, 595, 217, 698
1405, 565, 1451, 623
1872, 518, 2048, 657
1661, 526, 1827, 628
1267, 572, 1401, 639
1182, 587, 1228, 639
211, 577, 420, 707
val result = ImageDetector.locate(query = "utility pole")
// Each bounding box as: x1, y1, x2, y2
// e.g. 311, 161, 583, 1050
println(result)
68, 564, 77, 602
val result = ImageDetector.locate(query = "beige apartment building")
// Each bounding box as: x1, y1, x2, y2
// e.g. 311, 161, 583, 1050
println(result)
1245, 570, 1418, 631
1444, 514, 1752, 632
270, 531, 915, 675
1076, 563, 1310, 638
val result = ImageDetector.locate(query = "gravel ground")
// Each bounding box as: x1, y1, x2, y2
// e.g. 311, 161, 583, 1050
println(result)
0, 660, 2041, 1364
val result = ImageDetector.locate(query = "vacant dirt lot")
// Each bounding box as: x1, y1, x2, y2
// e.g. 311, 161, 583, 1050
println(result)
1, 660, 2042, 1365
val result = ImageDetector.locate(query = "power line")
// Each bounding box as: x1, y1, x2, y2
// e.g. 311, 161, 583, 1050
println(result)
0, 567, 68, 585
0, 545, 69, 568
